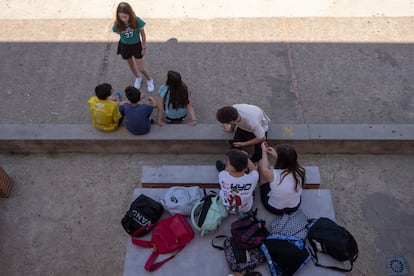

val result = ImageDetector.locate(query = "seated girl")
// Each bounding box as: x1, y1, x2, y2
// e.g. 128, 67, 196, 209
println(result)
258, 142, 305, 215
156, 70, 197, 126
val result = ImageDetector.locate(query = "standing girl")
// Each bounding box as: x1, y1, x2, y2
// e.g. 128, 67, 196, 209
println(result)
156, 70, 197, 126
113, 2, 154, 92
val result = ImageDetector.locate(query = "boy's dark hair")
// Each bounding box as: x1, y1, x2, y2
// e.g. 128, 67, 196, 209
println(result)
226, 149, 248, 172
216, 106, 238, 123
95, 83, 112, 100
125, 86, 141, 104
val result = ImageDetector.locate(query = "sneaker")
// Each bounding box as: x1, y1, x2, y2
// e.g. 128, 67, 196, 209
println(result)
147, 79, 154, 92
134, 76, 142, 89
215, 160, 225, 172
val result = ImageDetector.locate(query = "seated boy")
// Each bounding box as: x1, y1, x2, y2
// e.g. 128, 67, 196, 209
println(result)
216, 149, 259, 215
88, 83, 123, 132
123, 86, 156, 135
216, 104, 270, 163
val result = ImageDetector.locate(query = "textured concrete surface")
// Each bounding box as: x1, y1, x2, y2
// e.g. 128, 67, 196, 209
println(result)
1, 17, 414, 125
0, 153, 413, 275
1, 124, 413, 154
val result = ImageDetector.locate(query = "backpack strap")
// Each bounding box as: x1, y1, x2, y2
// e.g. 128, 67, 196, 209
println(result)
305, 218, 317, 230
144, 246, 185, 271
248, 208, 258, 218
131, 224, 155, 248
307, 243, 354, 272
211, 235, 227, 250
190, 200, 204, 232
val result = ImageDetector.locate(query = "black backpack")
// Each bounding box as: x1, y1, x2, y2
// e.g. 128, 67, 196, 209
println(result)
306, 217, 358, 272
121, 194, 164, 236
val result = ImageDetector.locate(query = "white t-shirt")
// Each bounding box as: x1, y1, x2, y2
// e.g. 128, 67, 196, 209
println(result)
267, 169, 302, 209
218, 170, 259, 214
233, 104, 270, 139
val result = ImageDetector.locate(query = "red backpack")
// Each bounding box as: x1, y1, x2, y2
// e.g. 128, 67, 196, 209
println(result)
131, 214, 195, 271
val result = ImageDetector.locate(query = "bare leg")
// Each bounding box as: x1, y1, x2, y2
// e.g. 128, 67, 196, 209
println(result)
135, 57, 152, 80
126, 57, 140, 78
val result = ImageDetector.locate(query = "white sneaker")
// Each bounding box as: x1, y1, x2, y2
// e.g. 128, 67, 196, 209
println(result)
147, 79, 155, 92
134, 76, 142, 89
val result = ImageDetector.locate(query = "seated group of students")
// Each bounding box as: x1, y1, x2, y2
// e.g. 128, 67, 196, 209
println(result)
217, 143, 304, 216
88, 74, 305, 214
215, 101, 303, 215
87, 71, 196, 134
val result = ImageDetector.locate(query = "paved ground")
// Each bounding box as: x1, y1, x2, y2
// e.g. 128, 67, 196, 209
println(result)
0, 153, 413, 276
0, 0, 413, 275
1, 17, 414, 125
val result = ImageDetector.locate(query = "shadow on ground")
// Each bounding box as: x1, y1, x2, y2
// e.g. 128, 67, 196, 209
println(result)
1, 41, 413, 125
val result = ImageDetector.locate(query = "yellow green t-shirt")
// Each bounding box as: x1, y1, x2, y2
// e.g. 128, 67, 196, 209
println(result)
88, 96, 122, 132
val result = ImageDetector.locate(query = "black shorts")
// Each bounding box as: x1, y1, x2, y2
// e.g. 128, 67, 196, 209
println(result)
166, 115, 187, 123
117, 41, 143, 60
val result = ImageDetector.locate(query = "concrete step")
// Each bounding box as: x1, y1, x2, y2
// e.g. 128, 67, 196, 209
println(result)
0, 123, 413, 154
140, 165, 321, 189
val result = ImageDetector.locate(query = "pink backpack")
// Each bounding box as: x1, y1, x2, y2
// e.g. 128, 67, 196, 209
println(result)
131, 214, 195, 271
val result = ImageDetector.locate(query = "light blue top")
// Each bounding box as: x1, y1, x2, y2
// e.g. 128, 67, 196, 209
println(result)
158, 85, 188, 119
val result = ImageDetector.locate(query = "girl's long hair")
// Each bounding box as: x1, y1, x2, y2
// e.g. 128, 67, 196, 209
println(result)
114, 2, 138, 33
274, 144, 305, 191
166, 71, 190, 109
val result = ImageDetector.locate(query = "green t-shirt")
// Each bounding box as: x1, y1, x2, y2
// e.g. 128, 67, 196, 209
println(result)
112, 16, 146, 45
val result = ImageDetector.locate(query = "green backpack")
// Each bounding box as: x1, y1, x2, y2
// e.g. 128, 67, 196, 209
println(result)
191, 191, 228, 236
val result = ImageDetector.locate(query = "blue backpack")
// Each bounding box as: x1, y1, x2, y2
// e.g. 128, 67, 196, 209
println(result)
261, 234, 311, 276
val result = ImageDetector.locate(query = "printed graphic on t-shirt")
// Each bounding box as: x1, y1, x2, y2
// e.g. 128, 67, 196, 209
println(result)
220, 179, 254, 214
228, 192, 242, 213
122, 26, 134, 39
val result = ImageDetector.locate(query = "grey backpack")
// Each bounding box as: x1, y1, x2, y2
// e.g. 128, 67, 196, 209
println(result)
160, 186, 203, 216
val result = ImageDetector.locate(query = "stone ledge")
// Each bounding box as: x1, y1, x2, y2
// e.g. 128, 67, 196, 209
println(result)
140, 165, 321, 189
0, 124, 413, 154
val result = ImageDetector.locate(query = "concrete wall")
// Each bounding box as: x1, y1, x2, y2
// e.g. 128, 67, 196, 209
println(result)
1, 124, 413, 154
